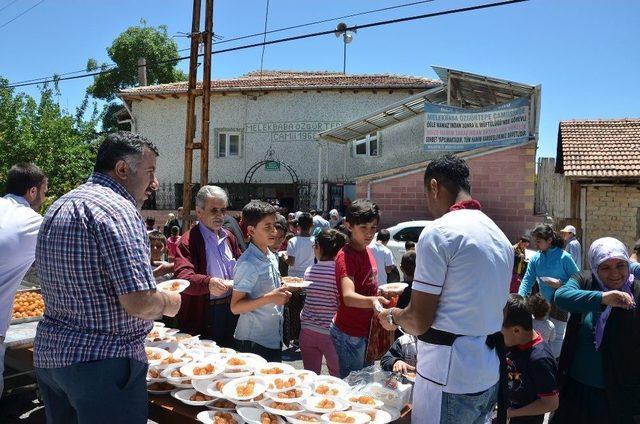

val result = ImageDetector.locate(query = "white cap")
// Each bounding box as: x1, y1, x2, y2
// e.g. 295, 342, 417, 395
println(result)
329, 209, 339, 217
560, 225, 576, 234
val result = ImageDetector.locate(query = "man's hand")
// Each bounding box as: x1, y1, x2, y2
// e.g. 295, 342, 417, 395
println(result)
602, 290, 636, 309
163, 292, 182, 317
392, 360, 415, 374
152, 261, 173, 278
540, 277, 562, 289
371, 296, 391, 316
209, 277, 230, 297
266, 286, 292, 305
377, 307, 398, 331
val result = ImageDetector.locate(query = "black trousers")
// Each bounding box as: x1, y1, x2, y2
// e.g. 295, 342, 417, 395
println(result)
235, 339, 282, 362
206, 301, 238, 349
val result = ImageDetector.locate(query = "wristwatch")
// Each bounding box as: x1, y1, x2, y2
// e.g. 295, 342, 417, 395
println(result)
386, 309, 398, 326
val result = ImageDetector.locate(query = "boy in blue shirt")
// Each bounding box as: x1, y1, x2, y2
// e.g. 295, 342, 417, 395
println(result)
231, 200, 292, 361
502, 294, 559, 424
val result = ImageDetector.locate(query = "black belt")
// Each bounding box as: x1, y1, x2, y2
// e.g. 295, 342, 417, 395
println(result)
418, 328, 508, 424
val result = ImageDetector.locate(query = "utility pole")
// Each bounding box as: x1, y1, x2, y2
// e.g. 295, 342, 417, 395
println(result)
181, 0, 214, 231
137, 57, 147, 86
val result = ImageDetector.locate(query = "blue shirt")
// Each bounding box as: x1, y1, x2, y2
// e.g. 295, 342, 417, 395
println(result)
199, 223, 236, 299
0, 195, 42, 337
233, 242, 283, 349
518, 247, 580, 304
34, 173, 155, 368
554, 262, 640, 389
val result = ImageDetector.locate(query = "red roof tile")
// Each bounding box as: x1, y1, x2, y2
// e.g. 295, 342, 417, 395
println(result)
119, 70, 440, 97
557, 119, 640, 178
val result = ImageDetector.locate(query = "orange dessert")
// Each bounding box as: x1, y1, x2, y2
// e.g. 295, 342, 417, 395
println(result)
315, 385, 339, 396
349, 395, 375, 405
227, 357, 247, 366
260, 412, 278, 424
212, 399, 236, 409
189, 392, 212, 402
193, 363, 215, 375
273, 377, 297, 390
316, 399, 335, 409
11, 291, 44, 320
148, 369, 160, 379
269, 402, 300, 411
277, 388, 303, 399
327, 412, 355, 423
213, 412, 238, 424
236, 379, 256, 397
293, 415, 320, 422
261, 367, 284, 375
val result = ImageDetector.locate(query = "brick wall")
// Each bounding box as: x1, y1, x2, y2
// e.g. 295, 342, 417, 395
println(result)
585, 186, 640, 252
356, 143, 542, 242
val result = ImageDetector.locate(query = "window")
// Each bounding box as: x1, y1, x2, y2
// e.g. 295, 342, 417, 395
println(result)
393, 226, 424, 243
353, 132, 380, 157
217, 131, 241, 158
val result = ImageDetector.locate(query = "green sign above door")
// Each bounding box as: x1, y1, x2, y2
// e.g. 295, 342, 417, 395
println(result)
265, 161, 280, 171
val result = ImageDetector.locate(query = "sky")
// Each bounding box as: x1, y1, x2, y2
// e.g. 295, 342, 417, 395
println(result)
1, 0, 639, 158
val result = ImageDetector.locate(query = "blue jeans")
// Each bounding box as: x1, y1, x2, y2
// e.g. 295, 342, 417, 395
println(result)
35, 358, 148, 424
440, 382, 498, 424
329, 323, 368, 379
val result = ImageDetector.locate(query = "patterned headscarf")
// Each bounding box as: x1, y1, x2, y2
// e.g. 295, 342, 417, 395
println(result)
588, 237, 635, 349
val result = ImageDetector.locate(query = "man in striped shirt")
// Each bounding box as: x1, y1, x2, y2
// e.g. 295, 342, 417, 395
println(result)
34, 132, 181, 424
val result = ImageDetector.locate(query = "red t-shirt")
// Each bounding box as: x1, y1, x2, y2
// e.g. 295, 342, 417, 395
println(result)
333, 244, 379, 337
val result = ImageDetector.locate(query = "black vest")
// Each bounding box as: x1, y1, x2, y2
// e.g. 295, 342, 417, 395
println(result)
558, 270, 640, 423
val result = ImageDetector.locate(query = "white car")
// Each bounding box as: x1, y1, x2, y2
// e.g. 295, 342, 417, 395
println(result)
380, 220, 432, 272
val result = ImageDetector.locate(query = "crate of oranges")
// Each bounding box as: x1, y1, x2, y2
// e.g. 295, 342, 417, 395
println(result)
11, 289, 45, 324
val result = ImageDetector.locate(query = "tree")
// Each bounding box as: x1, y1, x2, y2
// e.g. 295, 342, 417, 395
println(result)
87, 21, 186, 101
0, 78, 101, 209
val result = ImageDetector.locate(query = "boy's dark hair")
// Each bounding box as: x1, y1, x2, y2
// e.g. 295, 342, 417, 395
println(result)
242, 200, 277, 228
146, 217, 156, 227
94, 131, 159, 173
315, 229, 348, 261
171, 226, 180, 236
527, 293, 550, 320
400, 250, 416, 278
405, 241, 416, 250
634, 239, 640, 254
285, 232, 295, 242
5, 163, 46, 196
309, 209, 317, 216
289, 219, 299, 228
424, 154, 471, 195
519, 235, 531, 243
377, 229, 391, 243
345, 199, 379, 226
531, 224, 564, 249
148, 230, 166, 245
297, 212, 314, 232
503, 294, 533, 331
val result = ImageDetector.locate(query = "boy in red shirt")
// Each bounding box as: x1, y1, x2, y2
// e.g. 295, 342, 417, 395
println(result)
330, 199, 389, 378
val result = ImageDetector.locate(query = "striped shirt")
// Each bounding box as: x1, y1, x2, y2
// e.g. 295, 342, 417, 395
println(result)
34, 173, 155, 368
300, 261, 338, 335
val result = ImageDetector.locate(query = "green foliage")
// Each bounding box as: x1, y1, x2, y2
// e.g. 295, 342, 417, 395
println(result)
87, 22, 187, 101
0, 77, 101, 207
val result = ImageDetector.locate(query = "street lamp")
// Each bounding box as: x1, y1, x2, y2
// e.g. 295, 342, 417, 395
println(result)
334, 22, 356, 74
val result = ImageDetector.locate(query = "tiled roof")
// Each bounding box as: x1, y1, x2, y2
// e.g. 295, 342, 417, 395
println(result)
119, 70, 441, 97
557, 119, 640, 178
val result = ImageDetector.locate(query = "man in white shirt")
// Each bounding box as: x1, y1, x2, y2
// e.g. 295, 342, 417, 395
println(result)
560, 225, 582, 268
0, 163, 47, 396
378, 154, 513, 424
310, 209, 330, 234
369, 229, 395, 285
286, 212, 315, 278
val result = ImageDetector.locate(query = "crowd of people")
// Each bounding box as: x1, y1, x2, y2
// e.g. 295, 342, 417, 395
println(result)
0, 130, 639, 424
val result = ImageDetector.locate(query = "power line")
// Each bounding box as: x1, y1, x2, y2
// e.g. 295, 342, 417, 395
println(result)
176, 0, 438, 52
7, 0, 528, 89
0, 0, 21, 13
8, 0, 438, 87
0, 0, 44, 30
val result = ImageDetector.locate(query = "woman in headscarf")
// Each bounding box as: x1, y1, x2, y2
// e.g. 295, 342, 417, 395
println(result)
551, 237, 639, 424
518, 224, 580, 357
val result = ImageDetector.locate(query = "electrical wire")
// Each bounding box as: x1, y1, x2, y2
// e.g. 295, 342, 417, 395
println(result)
7, 0, 438, 86
0, 0, 21, 14
0, 0, 44, 30
7, 0, 528, 89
